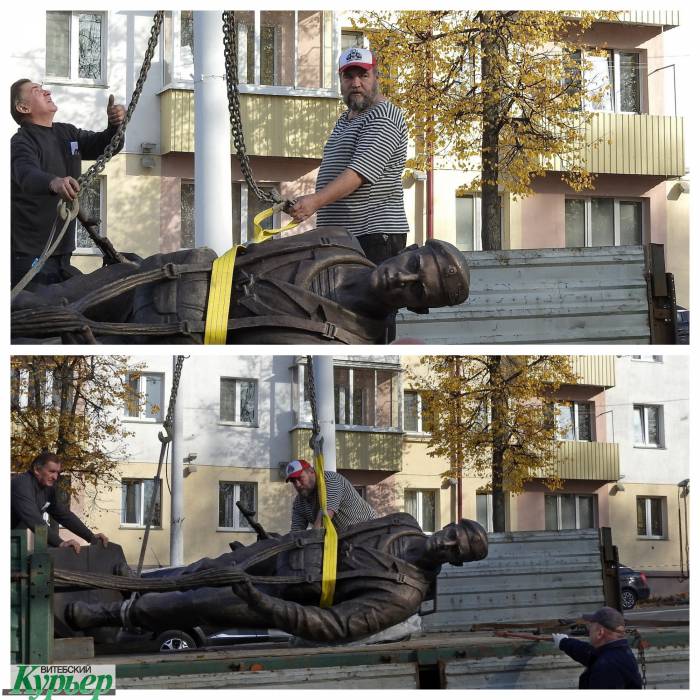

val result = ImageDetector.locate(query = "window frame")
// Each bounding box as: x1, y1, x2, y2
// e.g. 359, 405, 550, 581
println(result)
219, 377, 259, 427
74, 177, 104, 255
164, 10, 341, 97
545, 493, 597, 530
581, 48, 644, 115
404, 489, 438, 533
556, 400, 594, 442
455, 193, 483, 252
565, 196, 644, 247
45, 11, 108, 87
123, 372, 165, 423
633, 404, 663, 448
636, 495, 665, 539
217, 481, 257, 531
403, 390, 432, 434
120, 477, 162, 528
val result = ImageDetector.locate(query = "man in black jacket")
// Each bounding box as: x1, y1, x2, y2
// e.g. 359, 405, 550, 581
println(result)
10, 79, 125, 288
66, 514, 488, 643
552, 606, 642, 689
11, 451, 108, 554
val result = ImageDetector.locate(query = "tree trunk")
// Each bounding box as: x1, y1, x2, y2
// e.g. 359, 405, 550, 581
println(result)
488, 355, 508, 531
480, 14, 502, 251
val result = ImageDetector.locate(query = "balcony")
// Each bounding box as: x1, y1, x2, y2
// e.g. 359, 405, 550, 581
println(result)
554, 440, 620, 481
570, 356, 615, 387
567, 11, 679, 28
584, 113, 684, 177
290, 427, 402, 473
160, 89, 343, 157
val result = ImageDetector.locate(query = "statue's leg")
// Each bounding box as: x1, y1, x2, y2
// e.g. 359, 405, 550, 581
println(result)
128, 587, 270, 632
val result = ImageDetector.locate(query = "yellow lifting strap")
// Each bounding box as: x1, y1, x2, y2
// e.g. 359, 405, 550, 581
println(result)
252, 205, 299, 242
203, 245, 241, 344
313, 451, 338, 608
203, 204, 299, 343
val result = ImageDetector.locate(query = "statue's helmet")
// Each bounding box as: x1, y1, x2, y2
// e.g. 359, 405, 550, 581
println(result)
407, 240, 470, 313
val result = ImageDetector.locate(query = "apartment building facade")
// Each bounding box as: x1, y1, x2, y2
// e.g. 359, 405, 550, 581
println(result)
9, 10, 689, 306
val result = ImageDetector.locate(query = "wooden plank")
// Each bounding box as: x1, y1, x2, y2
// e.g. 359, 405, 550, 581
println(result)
53, 637, 95, 661
118, 662, 418, 689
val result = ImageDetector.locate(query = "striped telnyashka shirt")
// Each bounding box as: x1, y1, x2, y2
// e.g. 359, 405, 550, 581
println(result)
315, 100, 409, 240
291, 470, 378, 533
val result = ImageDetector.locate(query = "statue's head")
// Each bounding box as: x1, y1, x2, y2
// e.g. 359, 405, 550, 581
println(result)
423, 519, 488, 567
369, 240, 469, 312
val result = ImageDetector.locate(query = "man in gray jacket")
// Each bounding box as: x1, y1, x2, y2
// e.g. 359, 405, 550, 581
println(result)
11, 451, 108, 554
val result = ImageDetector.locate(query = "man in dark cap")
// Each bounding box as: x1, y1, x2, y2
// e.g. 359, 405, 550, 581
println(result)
66, 514, 488, 644
551, 606, 642, 689
12, 227, 470, 345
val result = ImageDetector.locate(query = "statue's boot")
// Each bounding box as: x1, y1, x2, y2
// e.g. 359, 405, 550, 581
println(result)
66, 600, 124, 630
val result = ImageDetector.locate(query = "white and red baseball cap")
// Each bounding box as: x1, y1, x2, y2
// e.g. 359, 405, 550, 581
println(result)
284, 459, 313, 482
338, 47, 376, 73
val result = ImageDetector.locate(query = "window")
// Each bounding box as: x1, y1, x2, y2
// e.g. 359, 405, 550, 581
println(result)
166, 11, 334, 92
582, 49, 641, 114
121, 478, 161, 526
545, 494, 596, 530
11, 366, 74, 410
636, 496, 664, 538
556, 401, 593, 441
180, 181, 280, 249
333, 366, 400, 428
46, 11, 106, 84
218, 482, 257, 530
476, 492, 493, 533
74, 179, 102, 254
220, 378, 257, 425
634, 405, 662, 447
403, 390, 434, 433
631, 355, 663, 363
353, 484, 367, 500
565, 198, 642, 247
341, 30, 364, 51
405, 490, 437, 532
455, 194, 482, 251
124, 373, 164, 421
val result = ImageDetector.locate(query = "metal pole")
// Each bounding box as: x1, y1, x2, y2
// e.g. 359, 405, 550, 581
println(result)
194, 11, 233, 254
170, 357, 184, 566
312, 356, 337, 472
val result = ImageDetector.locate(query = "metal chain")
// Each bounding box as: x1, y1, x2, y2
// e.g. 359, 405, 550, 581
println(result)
631, 628, 648, 689
78, 10, 164, 191
222, 11, 282, 205
306, 355, 321, 447
161, 355, 186, 438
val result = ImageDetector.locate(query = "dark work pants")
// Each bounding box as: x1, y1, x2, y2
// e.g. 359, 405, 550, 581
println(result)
358, 233, 407, 265
11, 253, 81, 289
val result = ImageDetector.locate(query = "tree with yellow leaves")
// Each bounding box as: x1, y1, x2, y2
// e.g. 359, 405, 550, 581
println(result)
10, 356, 142, 499
351, 10, 618, 249
410, 355, 579, 531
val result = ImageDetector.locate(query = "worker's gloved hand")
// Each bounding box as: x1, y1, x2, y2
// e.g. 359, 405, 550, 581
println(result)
552, 633, 569, 649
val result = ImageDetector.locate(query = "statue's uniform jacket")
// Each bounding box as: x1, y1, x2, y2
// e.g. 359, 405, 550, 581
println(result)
130, 226, 391, 345
130, 513, 437, 643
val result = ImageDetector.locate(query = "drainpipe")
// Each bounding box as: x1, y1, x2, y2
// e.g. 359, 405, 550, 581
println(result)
194, 11, 233, 254
427, 153, 434, 240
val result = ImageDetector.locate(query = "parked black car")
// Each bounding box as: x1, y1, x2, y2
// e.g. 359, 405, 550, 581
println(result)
619, 564, 651, 610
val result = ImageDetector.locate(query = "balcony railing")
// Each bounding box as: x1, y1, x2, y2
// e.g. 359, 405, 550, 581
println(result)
570, 356, 615, 387
554, 440, 620, 481
160, 89, 342, 157
290, 427, 402, 472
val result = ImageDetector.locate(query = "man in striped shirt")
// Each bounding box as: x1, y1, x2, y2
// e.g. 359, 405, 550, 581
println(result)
285, 459, 378, 532
289, 48, 409, 264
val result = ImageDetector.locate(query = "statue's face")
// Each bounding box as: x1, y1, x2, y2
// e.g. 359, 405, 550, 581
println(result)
369, 247, 444, 310
425, 520, 488, 565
